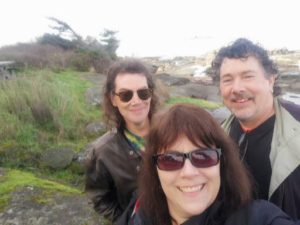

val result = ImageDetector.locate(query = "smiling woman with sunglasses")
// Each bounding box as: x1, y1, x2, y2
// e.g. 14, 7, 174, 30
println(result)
117, 103, 299, 225
85, 59, 159, 224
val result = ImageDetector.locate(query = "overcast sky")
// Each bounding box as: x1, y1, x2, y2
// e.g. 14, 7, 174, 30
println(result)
1, 0, 299, 57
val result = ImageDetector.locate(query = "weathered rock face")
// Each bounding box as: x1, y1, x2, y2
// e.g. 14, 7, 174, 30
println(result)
41, 148, 75, 169
169, 83, 221, 103
84, 73, 106, 106
85, 121, 106, 137
276, 74, 300, 94
85, 87, 103, 106
155, 73, 190, 86
0, 188, 101, 225
0, 168, 109, 225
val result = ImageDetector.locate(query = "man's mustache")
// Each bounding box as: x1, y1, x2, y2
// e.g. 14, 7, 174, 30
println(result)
230, 92, 253, 101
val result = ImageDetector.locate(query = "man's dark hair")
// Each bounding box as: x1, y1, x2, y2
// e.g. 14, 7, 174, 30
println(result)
211, 38, 278, 82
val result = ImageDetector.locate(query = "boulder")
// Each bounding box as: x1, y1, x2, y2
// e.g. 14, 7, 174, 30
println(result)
41, 148, 75, 169
85, 87, 102, 106
155, 73, 190, 86
85, 121, 106, 137
169, 83, 222, 103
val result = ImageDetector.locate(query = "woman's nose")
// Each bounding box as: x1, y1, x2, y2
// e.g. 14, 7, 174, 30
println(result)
130, 92, 142, 104
180, 159, 199, 177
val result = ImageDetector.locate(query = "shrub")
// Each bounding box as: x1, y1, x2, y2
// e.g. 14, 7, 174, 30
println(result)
0, 43, 113, 73
69, 51, 91, 72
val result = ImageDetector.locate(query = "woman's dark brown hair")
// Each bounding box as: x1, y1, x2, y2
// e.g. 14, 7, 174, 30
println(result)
139, 103, 252, 225
102, 58, 159, 130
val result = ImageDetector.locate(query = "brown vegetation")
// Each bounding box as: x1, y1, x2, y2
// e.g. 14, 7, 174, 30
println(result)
0, 43, 112, 73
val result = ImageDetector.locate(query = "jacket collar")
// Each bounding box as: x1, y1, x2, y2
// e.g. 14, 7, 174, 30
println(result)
269, 97, 300, 197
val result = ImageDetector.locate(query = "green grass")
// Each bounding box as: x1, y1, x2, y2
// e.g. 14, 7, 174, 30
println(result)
0, 70, 101, 185
166, 96, 222, 109
0, 70, 100, 153
0, 169, 81, 211
32, 167, 86, 189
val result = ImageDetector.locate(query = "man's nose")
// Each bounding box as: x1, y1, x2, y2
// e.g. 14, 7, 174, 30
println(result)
231, 78, 246, 93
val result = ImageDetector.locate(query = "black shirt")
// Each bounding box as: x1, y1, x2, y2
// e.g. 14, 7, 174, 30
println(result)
229, 115, 276, 199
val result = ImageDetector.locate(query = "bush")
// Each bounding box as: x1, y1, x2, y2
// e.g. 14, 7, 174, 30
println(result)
92, 55, 112, 74
0, 43, 71, 71
0, 43, 114, 73
69, 52, 91, 72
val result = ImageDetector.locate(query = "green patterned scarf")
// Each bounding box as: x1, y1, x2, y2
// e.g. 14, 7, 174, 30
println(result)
124, 128, 145, 151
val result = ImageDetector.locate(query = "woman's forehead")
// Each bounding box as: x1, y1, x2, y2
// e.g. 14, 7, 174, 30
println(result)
159, 136, 210, 153
114, 73, 148, 90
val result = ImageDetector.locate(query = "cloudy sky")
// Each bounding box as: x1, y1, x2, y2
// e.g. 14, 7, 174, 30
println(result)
1, 0, 299, 57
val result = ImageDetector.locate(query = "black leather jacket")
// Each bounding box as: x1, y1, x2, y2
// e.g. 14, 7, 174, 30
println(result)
85, 129, 142, 223
182, 200, 299, 225
118, 197, 299, 225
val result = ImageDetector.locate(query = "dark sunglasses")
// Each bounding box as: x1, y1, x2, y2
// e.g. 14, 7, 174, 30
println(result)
153, 148, 222, 171
113, 88, 152, 102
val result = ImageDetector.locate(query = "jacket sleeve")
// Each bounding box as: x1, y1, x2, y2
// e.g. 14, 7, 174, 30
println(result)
85, 151, 123, 222
248, 200, 299, 225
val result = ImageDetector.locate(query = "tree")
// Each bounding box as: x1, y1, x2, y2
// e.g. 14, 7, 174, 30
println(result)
100, 29, 119, 59
37, 33, 77, 50
37, 17, 85, 50
47, 17, 82, 42
36, 18, 117, 72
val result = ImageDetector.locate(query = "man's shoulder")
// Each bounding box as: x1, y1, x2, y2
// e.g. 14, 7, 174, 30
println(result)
226, 200, 294, 225
279, 99, 300, 122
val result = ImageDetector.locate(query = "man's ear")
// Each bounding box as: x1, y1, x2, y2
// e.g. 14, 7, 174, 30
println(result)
269, 75, 276, 93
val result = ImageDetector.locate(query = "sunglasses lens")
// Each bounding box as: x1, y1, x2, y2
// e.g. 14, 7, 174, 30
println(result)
115, 89, 151, 102
118, 90, 133, 102
191, 150, 219, 168
155, 153, 184, 171
154, 149, 221, 171
137, 89, 152, 100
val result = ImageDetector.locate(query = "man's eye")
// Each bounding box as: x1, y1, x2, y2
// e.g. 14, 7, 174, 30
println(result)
244, 73, 255, 78
222, 78, 232, 83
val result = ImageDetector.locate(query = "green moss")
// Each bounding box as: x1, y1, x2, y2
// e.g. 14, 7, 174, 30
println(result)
0, 169, 81, 211
39, 168, 85, 188
166, 96, 222, 109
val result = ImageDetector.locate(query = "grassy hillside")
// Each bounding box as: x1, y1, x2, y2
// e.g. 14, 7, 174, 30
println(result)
0, 70, 100, 177
0, 69, 222, 187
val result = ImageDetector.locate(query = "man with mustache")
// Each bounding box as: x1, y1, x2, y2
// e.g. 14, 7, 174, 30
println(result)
211, 38, 300, 219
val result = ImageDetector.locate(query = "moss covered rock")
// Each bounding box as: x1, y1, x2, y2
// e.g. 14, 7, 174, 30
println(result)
0, 168, 108, 225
